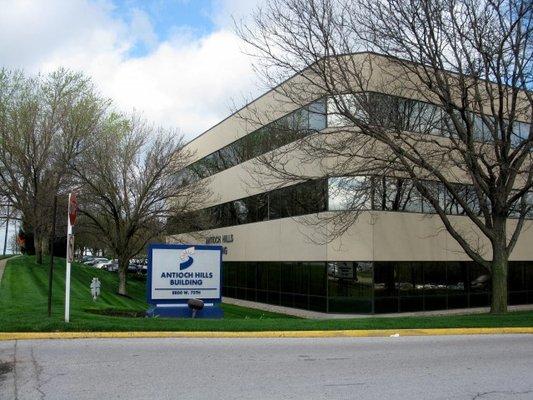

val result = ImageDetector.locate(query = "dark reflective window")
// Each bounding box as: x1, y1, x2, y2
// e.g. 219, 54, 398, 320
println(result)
372, 261, 533, 314
266, 263, 281, 305
309, 99, 327, 131
224, 261, 533, 314
280, 262, 294, 307
509, 262, 524, 292
423, 262, 447, 294
374, 262, 398, 313
411, 101, 443, 135
328, 262, 373, 313
178, 100, 327, 186
325, 175, 529, 223
509, 262, 526, 305
446, 262, 467, 309
328, 177, 372, 211
256, 263, 268, 303
223, 261, 326, 311
525, 263, 533, 304
443, 184, 484, 216
245, 263, 256, 301
468, 263, 491, 307
423, 262, 447, 310
397, 262, 424, 312
327, 92, 530, 146
308, 262, 327, 297
293, 263, 309, 296
374, 262, 397, 298
270, 180, 327, 219
171, 172, 531, 235
169, 179, 327, 235
371, 177, 423, 213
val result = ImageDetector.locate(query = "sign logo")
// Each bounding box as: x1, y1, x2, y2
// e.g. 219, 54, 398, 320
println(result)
147, 243, 223, 317
179, 246, 195, 270
148, 244, 222, 302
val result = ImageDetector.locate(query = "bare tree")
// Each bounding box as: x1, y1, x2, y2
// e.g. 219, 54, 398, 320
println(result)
237, 0, 532, 313
72, 115, 209, 296
73, 215, 110, 258
0, 69, 108, 264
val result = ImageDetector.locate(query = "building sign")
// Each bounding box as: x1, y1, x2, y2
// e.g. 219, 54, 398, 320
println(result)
205, 234, 233, 255
146, 243, 223, 318
150, 245, 221, 300
205, 234, 234, 244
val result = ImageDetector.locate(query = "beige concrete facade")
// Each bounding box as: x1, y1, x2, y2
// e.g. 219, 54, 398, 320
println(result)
169, 211, 533, 262
168, 52, 533, 265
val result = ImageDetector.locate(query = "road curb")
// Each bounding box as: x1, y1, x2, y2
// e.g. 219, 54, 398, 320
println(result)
1, 327, 533, 341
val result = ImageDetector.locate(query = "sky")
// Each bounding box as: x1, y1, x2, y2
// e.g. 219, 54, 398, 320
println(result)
0, 0, 266, 140
0, 0, 267, 252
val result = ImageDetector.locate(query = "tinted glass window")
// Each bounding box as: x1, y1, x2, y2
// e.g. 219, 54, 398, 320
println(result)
469, 263, 491, 293
329, 176, 372, 211
169, 180, 326, 235
374, 262, 397, 298
308, 262, 327, 297
326, 92, 530, 145
327, 261, 373, 313
224, 261, 533, 314
508, 262, 524, 292
180, 100, 326, 185
396, 262, 424, 298
308, 99, 327, 131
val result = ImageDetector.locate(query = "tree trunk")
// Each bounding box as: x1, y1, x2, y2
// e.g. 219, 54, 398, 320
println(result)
491, 218, 508, 314
118, 258, 128, 296
41, 235, 48, 257
34, 230, 43, 264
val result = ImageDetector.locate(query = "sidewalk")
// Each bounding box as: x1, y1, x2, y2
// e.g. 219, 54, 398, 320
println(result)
0, 256, 17, 284
0, 257, 9, 283
223, 296, 533, 319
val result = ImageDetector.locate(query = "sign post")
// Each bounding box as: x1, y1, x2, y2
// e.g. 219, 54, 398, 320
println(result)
47, 195, 57, 317
65, 192, 77, 323
146, 243, 223, 318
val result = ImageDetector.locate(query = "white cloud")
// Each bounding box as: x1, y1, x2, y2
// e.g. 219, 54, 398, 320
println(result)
129, 8, 158, 51
0, 0, 124, 71
94, 30, 258, 137
0, 0, 263, 140
209, 0, 265, 29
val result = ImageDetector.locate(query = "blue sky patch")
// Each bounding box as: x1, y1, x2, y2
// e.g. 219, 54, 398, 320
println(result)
111, 0, 217, 57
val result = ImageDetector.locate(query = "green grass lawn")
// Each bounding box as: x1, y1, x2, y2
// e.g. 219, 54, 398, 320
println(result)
1, 255, 532, 332
0, 255, 14, 260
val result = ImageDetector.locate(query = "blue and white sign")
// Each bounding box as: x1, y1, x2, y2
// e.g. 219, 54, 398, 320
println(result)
146, 243, 223, 318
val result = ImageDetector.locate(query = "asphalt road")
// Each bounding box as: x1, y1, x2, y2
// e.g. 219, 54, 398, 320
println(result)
1, 335, 532, 400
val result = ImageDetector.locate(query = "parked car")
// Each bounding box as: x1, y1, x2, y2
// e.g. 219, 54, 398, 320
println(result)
80, 255, 94, 263
93, 259, 111, 269
127, 263, 139, 273
84, 257, 108, 266
103, 262, 118, 272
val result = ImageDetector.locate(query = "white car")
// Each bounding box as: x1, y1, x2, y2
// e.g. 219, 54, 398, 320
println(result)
93, 259, 110, 269
83, 257, 107, 266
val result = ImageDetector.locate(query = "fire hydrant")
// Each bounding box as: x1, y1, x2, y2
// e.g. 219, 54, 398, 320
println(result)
90, 277, 101, 300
